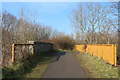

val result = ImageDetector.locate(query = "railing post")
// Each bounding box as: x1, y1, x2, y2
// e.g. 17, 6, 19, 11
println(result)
32, 45, 34, 55
114, 44, 117, 66
12, 44, 15, 64
112, 44, 117, 66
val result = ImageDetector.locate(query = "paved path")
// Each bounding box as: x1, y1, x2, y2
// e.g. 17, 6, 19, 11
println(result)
42, 52, 88, 78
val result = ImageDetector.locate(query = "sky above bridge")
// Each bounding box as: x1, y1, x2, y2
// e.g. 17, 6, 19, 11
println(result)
2, 2, 80, 34
2, 2, 112, 35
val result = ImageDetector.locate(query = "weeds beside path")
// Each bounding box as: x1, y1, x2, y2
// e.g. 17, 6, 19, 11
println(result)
2, 50, 57, 78
70, 50, 118, 78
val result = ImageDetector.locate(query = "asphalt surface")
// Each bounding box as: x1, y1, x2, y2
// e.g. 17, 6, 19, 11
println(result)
42, 52, 88, 78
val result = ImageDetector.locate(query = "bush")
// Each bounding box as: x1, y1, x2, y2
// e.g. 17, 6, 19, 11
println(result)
51, 35, 75, 50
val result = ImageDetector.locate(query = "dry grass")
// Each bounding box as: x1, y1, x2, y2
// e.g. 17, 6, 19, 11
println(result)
75, 51, 118, 78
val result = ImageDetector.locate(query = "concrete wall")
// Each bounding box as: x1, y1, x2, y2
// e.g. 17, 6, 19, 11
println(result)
28, 41, 53, 54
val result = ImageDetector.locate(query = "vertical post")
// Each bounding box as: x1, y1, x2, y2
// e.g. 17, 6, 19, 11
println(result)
32, 45, 34, 55
114, 44, 117, 66
12, 44, 15, 64
112, 44, 117, 66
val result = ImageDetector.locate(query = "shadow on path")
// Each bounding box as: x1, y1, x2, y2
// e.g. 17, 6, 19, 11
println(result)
51, 51, 66, 62
42, 51, 88, 78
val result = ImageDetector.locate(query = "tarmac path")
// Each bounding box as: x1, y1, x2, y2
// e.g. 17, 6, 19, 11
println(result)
42, 52, 88, 78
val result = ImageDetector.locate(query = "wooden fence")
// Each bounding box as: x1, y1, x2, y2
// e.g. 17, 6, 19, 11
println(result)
75, 44, 117, 66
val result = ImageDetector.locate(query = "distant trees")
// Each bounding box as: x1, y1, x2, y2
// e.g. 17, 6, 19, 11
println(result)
2, 10, 54, 44
70, 3, 118, 44
51, 33, 75, 50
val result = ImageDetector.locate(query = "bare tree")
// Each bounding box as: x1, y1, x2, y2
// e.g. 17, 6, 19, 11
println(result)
70, 3, 117, 44
2, 9, 57, 67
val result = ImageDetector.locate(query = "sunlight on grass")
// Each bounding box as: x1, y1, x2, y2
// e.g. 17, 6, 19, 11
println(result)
76, 51, 118, 78
25, 62, 49, 78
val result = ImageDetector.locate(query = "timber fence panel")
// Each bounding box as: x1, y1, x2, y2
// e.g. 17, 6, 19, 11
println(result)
75, 44, 117, 66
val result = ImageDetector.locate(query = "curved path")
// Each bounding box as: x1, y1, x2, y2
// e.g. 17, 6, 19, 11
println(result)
42, 52, 88, 78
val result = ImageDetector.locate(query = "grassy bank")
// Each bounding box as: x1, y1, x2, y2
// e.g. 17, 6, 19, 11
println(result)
2, 50, 56, 78
73, 50, 118, 78
0, 68, 2, 79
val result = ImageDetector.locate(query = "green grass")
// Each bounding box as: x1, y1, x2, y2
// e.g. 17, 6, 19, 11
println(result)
0, 73, 2, 79
118, 68, 120, 79
0, 67, 2, 79
2, 50, 57, 78
75, 51, 118, 78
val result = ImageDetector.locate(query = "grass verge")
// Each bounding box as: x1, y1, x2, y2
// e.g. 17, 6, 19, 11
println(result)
2, 50, 56, 78
73, 51, 118, 78
118, 65, 120, 79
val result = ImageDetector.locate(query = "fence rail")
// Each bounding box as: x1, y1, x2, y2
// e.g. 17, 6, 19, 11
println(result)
75, 44, 117, 66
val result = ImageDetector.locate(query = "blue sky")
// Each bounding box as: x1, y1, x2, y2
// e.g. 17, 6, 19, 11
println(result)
2, 2, 113, 34
2, 2, 81, 34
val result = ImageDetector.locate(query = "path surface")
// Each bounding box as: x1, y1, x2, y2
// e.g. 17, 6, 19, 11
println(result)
42, 52, 88, 78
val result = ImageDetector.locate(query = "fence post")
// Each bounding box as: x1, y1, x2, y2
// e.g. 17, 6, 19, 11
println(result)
112, 44, 117, 66
12, 44, 15, 64
114, 44, 117, 66
32, 45, 34, 55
